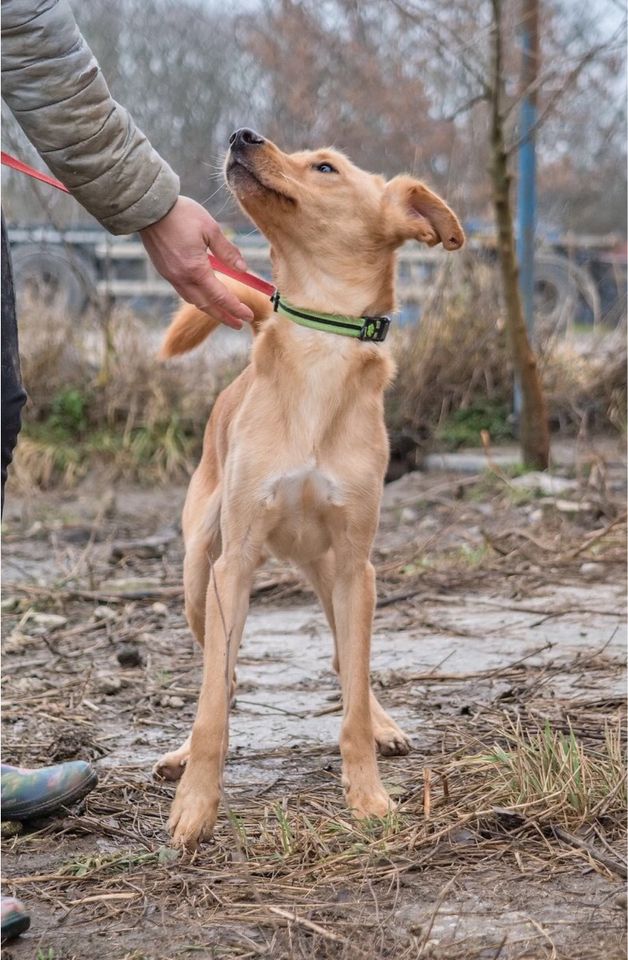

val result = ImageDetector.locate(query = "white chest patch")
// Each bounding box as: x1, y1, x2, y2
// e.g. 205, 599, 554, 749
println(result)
261, 462, 345, 510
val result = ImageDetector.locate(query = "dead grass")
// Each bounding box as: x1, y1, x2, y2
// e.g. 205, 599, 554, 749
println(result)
387, 256, 626, 450
1, 471, 626, 958
3, 714, 625, 959
13, 298, 246, 488
460, 718, 626, 828
11, 268, 626, 489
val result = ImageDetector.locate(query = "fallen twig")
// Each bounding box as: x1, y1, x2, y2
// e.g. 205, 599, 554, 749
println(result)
551, 825, 627, 879
268, 906, 349, 945
564, 511, 627, 561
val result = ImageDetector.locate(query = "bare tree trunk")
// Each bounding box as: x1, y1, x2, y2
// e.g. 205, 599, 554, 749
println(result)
489, 0, 549, 470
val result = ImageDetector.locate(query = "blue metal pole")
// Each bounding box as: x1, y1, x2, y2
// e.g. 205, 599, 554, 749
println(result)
514, 7, 538, 420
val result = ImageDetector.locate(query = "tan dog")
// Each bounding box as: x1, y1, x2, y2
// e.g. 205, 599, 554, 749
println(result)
156, 128, 464, 848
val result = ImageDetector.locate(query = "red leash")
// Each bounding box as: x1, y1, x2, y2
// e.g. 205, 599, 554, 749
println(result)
1, 150, 71, 193
1, 150, 276, 297
206, 254, 274, 296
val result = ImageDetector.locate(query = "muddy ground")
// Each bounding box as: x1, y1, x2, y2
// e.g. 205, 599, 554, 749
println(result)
1, 445, 626, 960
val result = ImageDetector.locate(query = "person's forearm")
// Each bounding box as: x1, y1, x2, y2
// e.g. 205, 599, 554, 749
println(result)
2, 0, 254, 325
1, 0, 179, 235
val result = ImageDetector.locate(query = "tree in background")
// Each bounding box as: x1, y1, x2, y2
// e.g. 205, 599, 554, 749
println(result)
388, 0, 623, 467
489, 0, 549, 468
242, 0, 455, 188
3, 0, 624, 238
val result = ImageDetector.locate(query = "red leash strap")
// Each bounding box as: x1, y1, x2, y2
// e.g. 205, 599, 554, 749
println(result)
1, 151, 70, 193
207, 254, 275, 296
1, 151, 276, 297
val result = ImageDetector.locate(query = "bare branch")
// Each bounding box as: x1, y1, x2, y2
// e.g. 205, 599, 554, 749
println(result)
443, 92, 488, 122
507, 23, 627, 155
390, 0, 491, 96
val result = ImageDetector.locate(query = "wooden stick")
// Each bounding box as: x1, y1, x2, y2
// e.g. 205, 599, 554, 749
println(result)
268, 906, 349, 944
565, 511, 626, 560
551, 825, 627, 879
423, 768, 432, 820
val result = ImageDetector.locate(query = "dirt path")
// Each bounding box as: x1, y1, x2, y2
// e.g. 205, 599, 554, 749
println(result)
2, 466, 626, 959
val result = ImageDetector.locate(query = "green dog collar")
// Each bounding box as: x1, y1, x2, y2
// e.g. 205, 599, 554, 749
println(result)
271, 292, 390, 342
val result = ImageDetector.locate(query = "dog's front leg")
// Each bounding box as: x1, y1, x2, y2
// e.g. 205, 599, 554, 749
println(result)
169, 554, 252, 848
332, 560, 392, 819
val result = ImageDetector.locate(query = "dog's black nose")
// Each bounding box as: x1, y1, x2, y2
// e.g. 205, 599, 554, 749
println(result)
229, 128, 265, 150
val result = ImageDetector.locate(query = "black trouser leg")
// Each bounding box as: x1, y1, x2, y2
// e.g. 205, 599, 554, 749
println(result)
1, 215, 27, 513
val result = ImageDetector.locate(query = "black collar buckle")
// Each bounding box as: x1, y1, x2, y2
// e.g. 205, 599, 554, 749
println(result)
359, 315, 390, 342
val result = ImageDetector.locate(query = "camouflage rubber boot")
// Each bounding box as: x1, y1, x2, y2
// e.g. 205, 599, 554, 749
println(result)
1, 896, 30, 942
1, 761, 97, 821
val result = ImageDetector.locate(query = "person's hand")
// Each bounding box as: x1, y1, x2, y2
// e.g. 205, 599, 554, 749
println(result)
139, 196, 254, 329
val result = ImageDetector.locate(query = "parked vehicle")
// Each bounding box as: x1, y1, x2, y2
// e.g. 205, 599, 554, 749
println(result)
7, 223, 626, 333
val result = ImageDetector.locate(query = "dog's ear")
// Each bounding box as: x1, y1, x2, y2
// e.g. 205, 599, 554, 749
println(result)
384, 175, 464, 250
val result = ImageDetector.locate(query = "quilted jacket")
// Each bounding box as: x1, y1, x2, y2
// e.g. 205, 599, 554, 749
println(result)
1, 0, 180, 234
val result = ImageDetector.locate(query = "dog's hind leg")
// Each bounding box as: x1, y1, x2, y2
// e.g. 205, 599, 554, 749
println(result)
183, 531, 216, 649
154, 734, 191, 782
369, 691, 411, 756
301, 553, 410, 758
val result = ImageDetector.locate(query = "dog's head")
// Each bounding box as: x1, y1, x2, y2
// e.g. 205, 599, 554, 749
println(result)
225, 128, 464, 310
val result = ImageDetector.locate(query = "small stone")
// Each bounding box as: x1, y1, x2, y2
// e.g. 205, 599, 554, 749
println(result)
579, 562, 605, 581
96, 675, 123, 695
25, 520, 44, 538
553, 499, 596, 514
28, 612, 68, 632
0, 597, 20, 612
93, 605, 117, 622
100, 577, 162, 594
3, 632, 29, 654
159, 695, 185, 709
1, 821, 24, 838
116, 643, 144, 669
400, 507, 419, 524
511, 472, 578, 495
151, 602, 168, 617
12, 676, 47, 694
109, 535, 172, 562
418, 516, 438, 531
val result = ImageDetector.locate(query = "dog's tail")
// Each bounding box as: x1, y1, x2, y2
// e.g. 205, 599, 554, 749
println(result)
159, 276, 273, 359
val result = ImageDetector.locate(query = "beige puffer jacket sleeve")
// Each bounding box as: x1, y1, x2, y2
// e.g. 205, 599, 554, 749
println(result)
1, 0, 180, 234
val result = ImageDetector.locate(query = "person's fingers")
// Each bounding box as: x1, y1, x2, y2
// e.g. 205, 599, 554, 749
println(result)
203, 218, 248, 273
175, 270, 254, 326
139, 197, 255, 329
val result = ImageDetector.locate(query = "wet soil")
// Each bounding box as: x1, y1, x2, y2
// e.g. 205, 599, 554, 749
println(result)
1, 460, 626, 960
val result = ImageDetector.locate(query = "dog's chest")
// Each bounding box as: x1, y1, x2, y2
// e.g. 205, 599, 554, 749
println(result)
230, 326, 387, 564
284, 336, 353, 447
262, 462, 344, 563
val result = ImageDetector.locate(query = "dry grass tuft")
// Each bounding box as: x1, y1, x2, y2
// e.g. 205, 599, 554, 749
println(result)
460, 718, 627, 828
12, 298, 247, 488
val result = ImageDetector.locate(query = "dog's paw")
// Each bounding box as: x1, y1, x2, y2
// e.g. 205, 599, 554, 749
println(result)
374, 725, 411, 757
168, 768, 219, 850
154, 748, 189, 783
345, 782, 394, 820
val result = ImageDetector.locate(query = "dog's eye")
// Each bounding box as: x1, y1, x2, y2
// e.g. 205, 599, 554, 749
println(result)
313, 162, 337, 174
